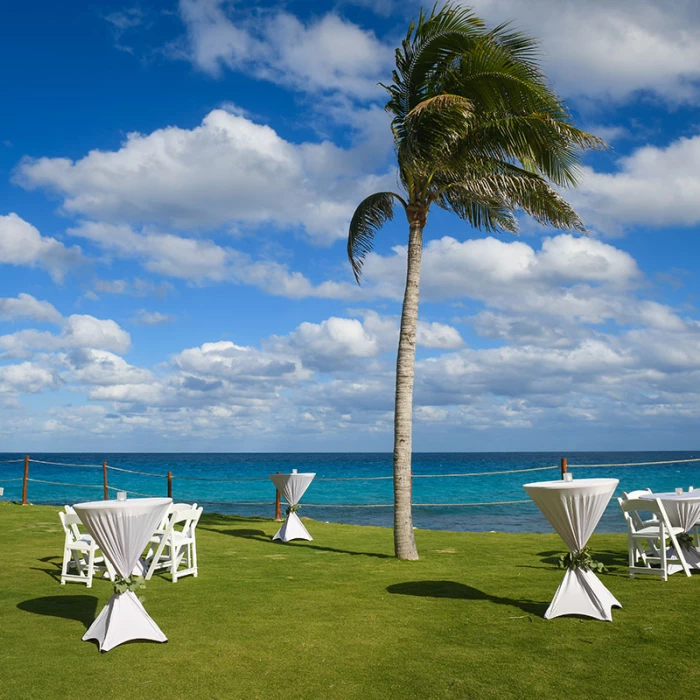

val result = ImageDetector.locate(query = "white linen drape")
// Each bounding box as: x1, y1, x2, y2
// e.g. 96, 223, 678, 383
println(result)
270, 473, 315, 542
523, 479, 621, 621
73, 497, 171, 652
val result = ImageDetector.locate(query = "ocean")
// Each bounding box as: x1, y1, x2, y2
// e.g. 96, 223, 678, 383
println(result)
1, 451, 699, 534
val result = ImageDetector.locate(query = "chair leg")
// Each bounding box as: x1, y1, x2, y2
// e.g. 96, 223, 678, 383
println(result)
60, 547, 70, 584
171, 544, 178, 583
192, 539, 198, 577
145, 537, 168, 581
668, 531, 691, 577
86, 548, 95, 588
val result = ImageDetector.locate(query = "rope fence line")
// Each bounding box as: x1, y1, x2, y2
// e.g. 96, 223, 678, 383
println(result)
25, 478, 103, 489
303, 499, 534, 508
5, 454, 700, 513
568, 458, 700, 468
29, 459, 104, 469
105, 464, 167, 478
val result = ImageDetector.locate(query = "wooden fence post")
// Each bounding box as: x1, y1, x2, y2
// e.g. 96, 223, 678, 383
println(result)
560, 457, 568, 479
103, 462, 109, 500
21, 455, 29, 505
275, 472, 281, 521
167, 471, 173, 499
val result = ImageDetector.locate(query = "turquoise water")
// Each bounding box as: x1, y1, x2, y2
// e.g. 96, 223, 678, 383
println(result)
1, 451, 699, 534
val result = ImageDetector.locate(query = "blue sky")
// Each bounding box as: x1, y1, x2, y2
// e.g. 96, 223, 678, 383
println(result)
1, 0, 700, 452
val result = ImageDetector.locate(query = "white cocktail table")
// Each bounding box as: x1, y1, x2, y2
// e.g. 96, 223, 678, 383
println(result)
639, 491, 700, 574
523, 478, 621, 621
73, 497, 172, 652
270, 472, 315, 542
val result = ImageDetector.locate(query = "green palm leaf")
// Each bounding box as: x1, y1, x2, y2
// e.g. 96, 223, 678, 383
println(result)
347, 192, 406, 283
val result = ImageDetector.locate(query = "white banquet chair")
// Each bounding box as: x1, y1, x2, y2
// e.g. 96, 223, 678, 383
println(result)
618, 497, 690, 580
621, 489, 659, 530
153, 502, 198, 535
145, 505, 202, 582
59, 512, 113, 587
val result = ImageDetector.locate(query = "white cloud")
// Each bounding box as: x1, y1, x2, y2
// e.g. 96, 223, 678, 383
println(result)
0, 362, 60, 395
0, 213, 83, 282
0, 311, 131, 358
469, 0, 700, 102
0, 293, 62, 324
131, 310, 177, 326
16, 109, 393, 243
92, 277, 174, 298
63, 348, 152, 386
361, 234, 640, 308
275, 311, 463, 372
573, 135, 700, 233
178, 1, 392, 99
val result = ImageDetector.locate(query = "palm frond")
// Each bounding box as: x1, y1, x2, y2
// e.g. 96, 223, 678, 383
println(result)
348, 192, 406, 283
434, 170, 585, 232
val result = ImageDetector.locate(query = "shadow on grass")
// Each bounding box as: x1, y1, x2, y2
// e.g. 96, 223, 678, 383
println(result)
18, 595, 98, 629
386, 580, 548, 617
201, 526, 392, 559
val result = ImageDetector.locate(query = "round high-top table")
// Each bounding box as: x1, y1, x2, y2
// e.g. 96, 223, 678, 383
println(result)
523, 478, 621, 621
270, 472, 315, 542
73, 497, 171, 652
639, 491, 700, 574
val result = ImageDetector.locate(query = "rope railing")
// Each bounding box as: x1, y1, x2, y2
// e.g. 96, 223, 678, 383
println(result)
29, 458, 104, 468
567, 458, 700, 468
303, 498, 534, 508
4, 454, 700, 515
105, 464, 167, 478
25, 477, 103, 489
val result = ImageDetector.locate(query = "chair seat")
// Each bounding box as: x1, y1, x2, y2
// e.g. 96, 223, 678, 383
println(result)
149, 532, 194, 547
633, 525, 684, 538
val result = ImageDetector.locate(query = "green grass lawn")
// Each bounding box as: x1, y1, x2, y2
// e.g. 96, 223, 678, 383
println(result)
2, 502, 700, 700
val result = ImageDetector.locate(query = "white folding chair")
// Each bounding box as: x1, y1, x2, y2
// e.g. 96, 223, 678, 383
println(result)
145, 506, 202, 582
153, 502, 198, 535
621, 489, 659, 529
618, 497, 691, 580
59, 512, 113, 587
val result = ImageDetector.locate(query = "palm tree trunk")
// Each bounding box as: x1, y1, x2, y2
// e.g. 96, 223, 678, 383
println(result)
393, 210, 425, 560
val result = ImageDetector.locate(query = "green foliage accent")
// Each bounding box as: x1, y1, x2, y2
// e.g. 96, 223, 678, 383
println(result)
285, 504, 301, 516
113, 574, 146, 596
558, 546, 606, 573
676, 532, 695, 548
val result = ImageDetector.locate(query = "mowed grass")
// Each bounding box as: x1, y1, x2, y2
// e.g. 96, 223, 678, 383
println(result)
2, 502, 700, 700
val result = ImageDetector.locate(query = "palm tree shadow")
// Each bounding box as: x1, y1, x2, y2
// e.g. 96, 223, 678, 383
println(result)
201, 526, 392, 559
17, 595, 98, 630
386, 580, 548, 617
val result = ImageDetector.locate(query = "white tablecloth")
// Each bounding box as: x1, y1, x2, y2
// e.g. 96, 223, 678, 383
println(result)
270, 473, 315, 542
73, 497, 171, 652
639, 491, 700, 573
523, 478, 621, 621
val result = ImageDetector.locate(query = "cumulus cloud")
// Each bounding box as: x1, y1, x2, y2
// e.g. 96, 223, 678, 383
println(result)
131, 310, 177, 326
63, 348, 152, 386
178, 0, 392, 99
469, 0, 700, 102
0, 302, 131, 358
572, 135, 700, 234
361, 234, 640, 310
0, 293, 63, 324
273, 311, 463, 372
16, 109, 393, 243
0, 213, 83, 282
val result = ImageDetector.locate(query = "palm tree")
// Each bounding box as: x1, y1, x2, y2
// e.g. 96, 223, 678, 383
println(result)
347, 3, 604, 560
